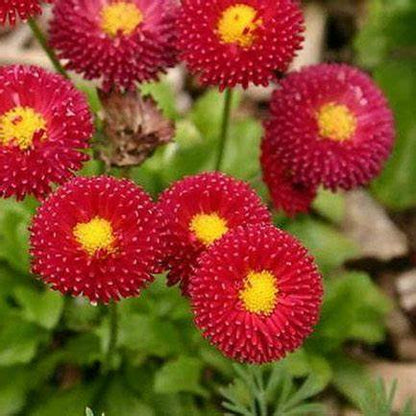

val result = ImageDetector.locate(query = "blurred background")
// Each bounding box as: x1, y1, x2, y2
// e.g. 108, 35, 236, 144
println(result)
0, 0, 416, 415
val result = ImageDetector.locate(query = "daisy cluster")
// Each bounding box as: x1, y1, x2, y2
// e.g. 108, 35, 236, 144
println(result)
31, 172, 323, 364
0, 0, 395, 364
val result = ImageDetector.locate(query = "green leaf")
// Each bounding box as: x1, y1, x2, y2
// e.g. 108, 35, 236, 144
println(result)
63, 298, 101, 331
190, 89, 241, 142
14, 287, 64, 330
316, 271, 390, 350
199, 345, 234, 378
154, 356, 207, 397
0, 318, 46, 365
78, 158, 104, 177
312, 189, 346, 224
77, 84, 101, 113
331, 354, 369, 406
0, 207, 31, 273
358, 378, 399, 416
285, 350, 332, 392
354, 0, 416, 210
355, 0, 416, 67
118, 313, 181, 358
101, 376, 154, 416
221, 118, 263, 181
286, 217, 359, 273
0, 367, 28, 415
140, 80, 178, 120
31, 383, 97, 416
63, 333, 102, 365
371, 59, 416, 209
221, 364, 325, 416
156, 130, 214, 184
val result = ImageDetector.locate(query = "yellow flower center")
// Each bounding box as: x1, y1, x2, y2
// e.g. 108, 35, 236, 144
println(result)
73, 217, 116, 256
317, 103, 357, 142
217, 4, 262, 48
239, 271, 278, 315
0, 106, 47, 150
100, 2, 143, 37
189, 212, 229, 246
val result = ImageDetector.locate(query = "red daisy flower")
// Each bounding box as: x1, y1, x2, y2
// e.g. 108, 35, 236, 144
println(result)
157, 172, 271, 294
190, 224, 323, 364
264, 64, 395, 190
0, 0, 51, 25
30, 176, 165, 303
0, 65, 92, 200
261, 136, 317, 217
178, 0, 304, 90
49, 0, 178, 91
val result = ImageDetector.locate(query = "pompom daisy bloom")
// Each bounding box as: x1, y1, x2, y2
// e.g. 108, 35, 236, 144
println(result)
178, 0, 304, 90
49, 0, 178, 91
190, 224, 323, 364
0, 65, 92, 200
0, 0, 51, 25
158, 172, 271, 294
30, 176, 164, 303
264, 64, 395, 190
261, 136, 317, 217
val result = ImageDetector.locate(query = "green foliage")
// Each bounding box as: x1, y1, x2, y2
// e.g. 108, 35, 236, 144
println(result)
220, 363, 326, 416
286, 217, 359, 274
355, 0, 416, 209
318, 272, 391, 348
133, 87, 262, 195
358, 379, 416, 416
154, 356, 207, 396
14, 287, 64, 330
0, 7, 408, 411
0, 77, 394, 414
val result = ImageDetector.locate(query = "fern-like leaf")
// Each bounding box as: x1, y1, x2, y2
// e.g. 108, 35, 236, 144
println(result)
220, 363, 325, 416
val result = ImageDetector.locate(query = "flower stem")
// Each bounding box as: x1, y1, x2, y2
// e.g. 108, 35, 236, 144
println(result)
28, 18, 69, 79
103, 301, 118, 374
215, 88, 233, 171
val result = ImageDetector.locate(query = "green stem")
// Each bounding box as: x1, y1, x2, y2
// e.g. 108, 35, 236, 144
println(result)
28, 19, 69, 79
103, 301, 118, 374
215, 88, 233, 171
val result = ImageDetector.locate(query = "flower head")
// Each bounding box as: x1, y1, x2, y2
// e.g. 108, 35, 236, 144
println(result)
49, 0, 178, 91
190, 224, 323, 364
0, 65, 92, 200
157, 172, 271, 294
264, 64, 395, 190
178, 0, 304, 90
261, 137, 317, 217
0, 0, 51, 25
30, 176, 165, 303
